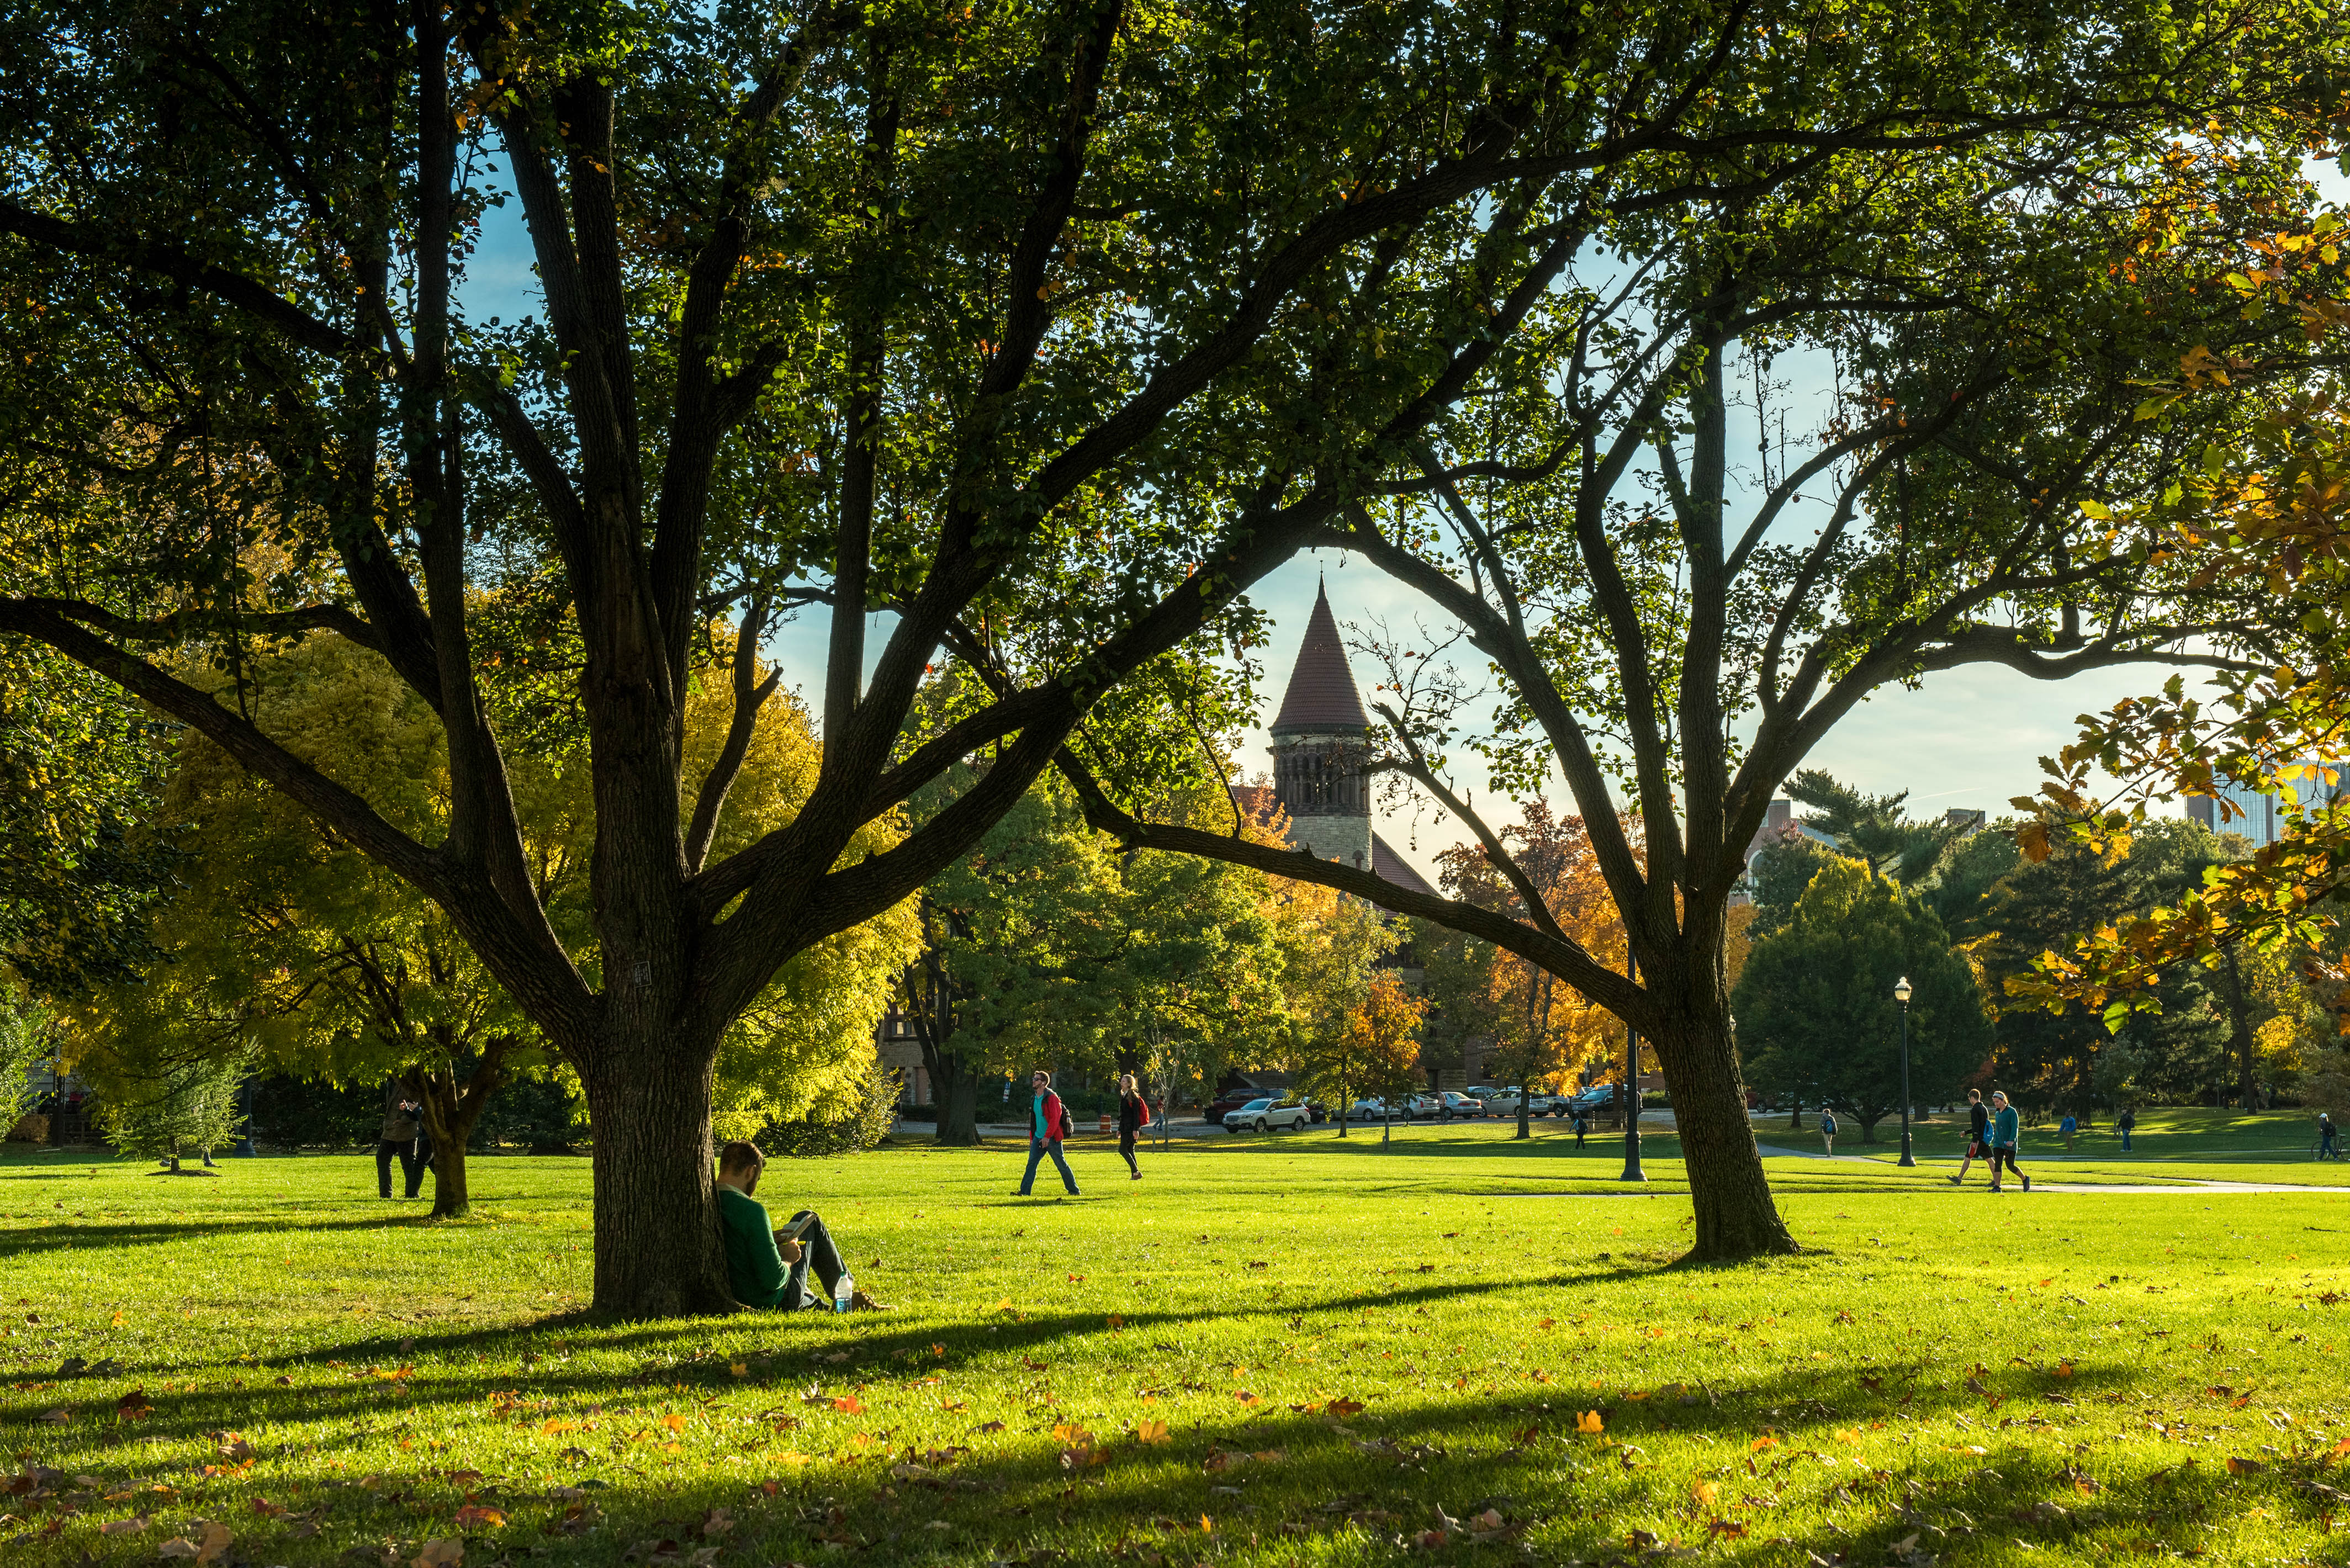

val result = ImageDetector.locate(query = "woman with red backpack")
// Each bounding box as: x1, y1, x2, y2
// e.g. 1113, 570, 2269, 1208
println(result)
1016, 1069, 1082, 1198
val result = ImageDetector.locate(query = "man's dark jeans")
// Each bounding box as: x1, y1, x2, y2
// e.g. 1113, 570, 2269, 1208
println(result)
781, 1210, 846, 1310
1020, 1137, 1078, 1195
375, 1138, 423, 1198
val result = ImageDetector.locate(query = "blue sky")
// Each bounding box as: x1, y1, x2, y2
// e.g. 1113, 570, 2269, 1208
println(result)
458, 153, 2346, 886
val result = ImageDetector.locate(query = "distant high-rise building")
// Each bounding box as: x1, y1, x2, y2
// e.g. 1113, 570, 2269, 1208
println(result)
1266, 582, 1437, 898
2186, 761, 2348, 849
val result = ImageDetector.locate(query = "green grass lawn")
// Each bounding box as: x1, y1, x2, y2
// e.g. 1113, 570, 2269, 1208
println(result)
2, 1132, 2346, 1568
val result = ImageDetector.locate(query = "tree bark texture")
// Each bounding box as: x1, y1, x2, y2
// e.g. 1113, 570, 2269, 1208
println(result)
580, 1036, 734, 1316
931, 1046, 983, 1148
1654, 1008, 1798, 1263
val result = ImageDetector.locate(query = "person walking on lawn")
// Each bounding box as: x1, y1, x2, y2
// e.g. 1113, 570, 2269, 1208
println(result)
1950, 1089, 1989, 1186
2118, 1105, 2137, 1152
2320, 1110, 2339, 1161
1016, 1069, 1081, 1197
1116, 1072, 1147, 1180
1819, 1109, 1838, 1157
2060, 1110, 2077, 1154
1987, 1090, 2029, 1192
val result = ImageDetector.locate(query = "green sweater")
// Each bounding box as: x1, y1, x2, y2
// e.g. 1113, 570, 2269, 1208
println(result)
1992, 1105, 2019, 1149
716, 1184, 789, 1309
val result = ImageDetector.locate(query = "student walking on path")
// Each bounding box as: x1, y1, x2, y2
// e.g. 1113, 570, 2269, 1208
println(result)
1115, 1073, 1147, 1180
1818, 1110, 1837, 1157
2060, 1111, 2077, 1154
1987, 1090, 2029, 1192
1950, 1089, 1989, 1185
1015, 1070, 1081, 1198
2320, 1110, 2339, 1161
2118, 1106, 2137, 1152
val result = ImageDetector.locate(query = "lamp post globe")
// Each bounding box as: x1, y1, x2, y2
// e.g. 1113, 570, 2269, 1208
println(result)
1893, 976, 1916, 1168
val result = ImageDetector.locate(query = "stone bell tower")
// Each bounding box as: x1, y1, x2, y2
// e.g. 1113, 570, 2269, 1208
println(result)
1268, 582, 1373, 871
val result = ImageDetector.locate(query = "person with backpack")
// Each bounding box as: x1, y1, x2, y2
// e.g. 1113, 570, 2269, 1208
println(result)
2320, 1110, 2339, 1161
2118, 1105, 2137, 1153
1819, 1109, 1837, 1157
1949, 1088, 1989, 1185
1572, 1106, 1587, 1149
1016, 1069, 1081, 1197
1115, 1073, 1148, 1180
1987, 1089, 2029, 1192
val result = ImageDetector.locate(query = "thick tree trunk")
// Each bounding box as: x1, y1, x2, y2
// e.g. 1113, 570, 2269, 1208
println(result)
1516, 1099, 1532, 1140
1788, 1099, 1803, 1131
934, 1049, 982, 1148
1856, 1113, 1883, 1143
1654, 1008, 1798, 1263
579, 1038, 735, 1317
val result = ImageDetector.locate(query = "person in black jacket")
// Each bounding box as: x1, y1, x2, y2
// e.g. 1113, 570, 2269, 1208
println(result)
1948, 1089, 1989, 1186
376, 1088, 425, 1199
1116, 1073, 1147, 1180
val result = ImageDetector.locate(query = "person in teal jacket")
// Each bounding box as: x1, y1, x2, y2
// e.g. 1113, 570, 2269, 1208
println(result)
1987, 1090, 2029, 1193
714, 1140, 858, 1309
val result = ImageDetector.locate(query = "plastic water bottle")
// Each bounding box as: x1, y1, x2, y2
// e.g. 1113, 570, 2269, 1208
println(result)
833, 1272, 854, 1314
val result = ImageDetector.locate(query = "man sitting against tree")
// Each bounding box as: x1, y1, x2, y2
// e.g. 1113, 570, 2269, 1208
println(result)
713, 1140, 877, 1310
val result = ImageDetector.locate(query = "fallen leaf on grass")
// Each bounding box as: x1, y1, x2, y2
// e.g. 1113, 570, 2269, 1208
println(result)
1709, 1520, 1748, 1539
973, 1421, 1006, 1434
1136, 1421, 1170, 1445
453, 1505, 506, 1529
117, 1389, 153, 1420
1575, 1411, 1605, 1435
2228, 1457, 2264, 1476
831, 1396, 865, 1415
1328, 1397, 1366, 1417
37, 1408, 68, 1424
157, 1540, 198, 1559
98, 1515, 149, 1535
414, 1540, 464, 1568
1235, 1391, 1259, 1406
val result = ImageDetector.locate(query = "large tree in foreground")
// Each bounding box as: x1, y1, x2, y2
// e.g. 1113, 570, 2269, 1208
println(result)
1066, 13, 2335, 1258
1, 0, 2323, 1305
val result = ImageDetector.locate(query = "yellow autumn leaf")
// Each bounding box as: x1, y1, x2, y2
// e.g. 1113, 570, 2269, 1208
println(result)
1574, 1411, 1603, 1435
1136, 1420, 1171, 1445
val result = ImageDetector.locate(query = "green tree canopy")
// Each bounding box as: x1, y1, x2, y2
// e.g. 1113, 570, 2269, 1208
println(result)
1734, 859, 1991, 1140
1070, 30, 2339, 1257
57, 635, 913, 1211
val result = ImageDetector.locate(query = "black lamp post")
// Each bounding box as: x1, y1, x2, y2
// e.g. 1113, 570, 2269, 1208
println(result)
1894, 975, 1915, 1168
1619, 951, 1646, 1182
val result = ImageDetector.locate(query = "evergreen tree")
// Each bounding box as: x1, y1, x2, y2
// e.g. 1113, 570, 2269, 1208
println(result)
1734, 860, 1989, 1141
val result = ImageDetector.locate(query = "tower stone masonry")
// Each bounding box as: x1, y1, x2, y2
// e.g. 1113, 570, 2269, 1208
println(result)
1268, 582, 1374, 871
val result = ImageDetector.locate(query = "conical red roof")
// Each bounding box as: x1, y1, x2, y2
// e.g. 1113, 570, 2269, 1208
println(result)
1270, 582, 1369, 733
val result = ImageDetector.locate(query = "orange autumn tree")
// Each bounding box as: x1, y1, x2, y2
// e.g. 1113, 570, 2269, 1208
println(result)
1423, 803, 1637, 1137
1336, 972, 1426, 1147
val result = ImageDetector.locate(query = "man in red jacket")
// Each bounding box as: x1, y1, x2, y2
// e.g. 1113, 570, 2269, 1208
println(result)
1016, 1069, 1081, 1198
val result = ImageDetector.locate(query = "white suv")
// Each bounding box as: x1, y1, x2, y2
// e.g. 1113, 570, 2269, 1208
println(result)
1227, 1096, 1311, 1132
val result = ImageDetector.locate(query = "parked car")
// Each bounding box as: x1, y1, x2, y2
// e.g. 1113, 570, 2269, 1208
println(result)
1401, 1093, 1443, 1120
1566, 1086, 1619, 1117
1484, 1088, 1525, 1117
1299, 1098, 1331, 1124
1226, 1096, 1311, 1133
1522, 1091, 1564, 1116
1438, 1091, 1482, 1119
1346, 1097, 1391, 1121
1204, 1090, 1262, 1127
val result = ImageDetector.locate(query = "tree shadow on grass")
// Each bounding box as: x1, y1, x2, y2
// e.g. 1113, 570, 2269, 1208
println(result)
19, 1330, 2204, 1568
